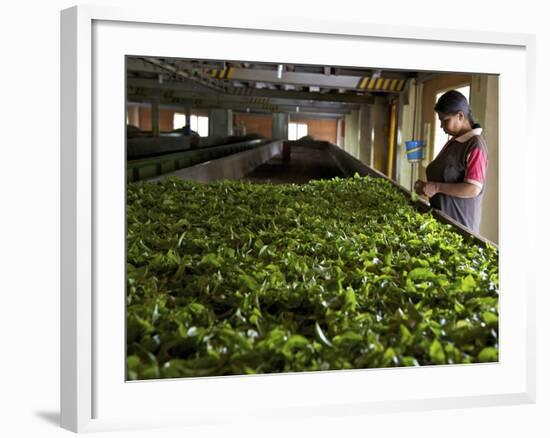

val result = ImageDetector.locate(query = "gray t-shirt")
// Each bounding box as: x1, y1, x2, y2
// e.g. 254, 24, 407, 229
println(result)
425, 130, 488, 233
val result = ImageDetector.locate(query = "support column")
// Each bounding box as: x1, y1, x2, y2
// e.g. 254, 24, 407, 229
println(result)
396, 80, 418, 190
395, 95, 405, 186
371, 96, 391, 173
185, 105, 191, 127
386, 97, 398, 178
344, 110, 359, 156
358, 104, 375, 165
209, 109, 233, 138
272, 113, 289, 140
471, 74, 499, 243
151, 99, 160, 137
336, 118, 344, 147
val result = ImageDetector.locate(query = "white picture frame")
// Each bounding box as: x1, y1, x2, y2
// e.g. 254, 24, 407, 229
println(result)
60, 5, 536, 433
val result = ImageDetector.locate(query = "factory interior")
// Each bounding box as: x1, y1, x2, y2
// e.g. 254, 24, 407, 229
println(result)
126, 56, 498, 243
125, 56, 501, 379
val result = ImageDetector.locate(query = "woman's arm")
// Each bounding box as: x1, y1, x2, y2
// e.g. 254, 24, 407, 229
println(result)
423, 181, 481, 198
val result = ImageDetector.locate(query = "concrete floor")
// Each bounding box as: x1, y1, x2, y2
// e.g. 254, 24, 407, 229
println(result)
241, 143, 345, 184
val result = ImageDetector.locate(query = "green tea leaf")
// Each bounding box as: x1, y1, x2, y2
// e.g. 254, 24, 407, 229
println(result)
408, 267, 436, 281
126, 175, 499, 378
429, 339, 446, 364
478, 347, 498, 362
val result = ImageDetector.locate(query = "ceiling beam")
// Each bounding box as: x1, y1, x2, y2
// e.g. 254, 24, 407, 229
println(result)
127, 57, 410, 94
127, 77, 376, 104
127, 94, 353, 116
127, 84, 361, 109
127, 85, 360, 114
204, 66, 409, 91
130, 57, 228, 93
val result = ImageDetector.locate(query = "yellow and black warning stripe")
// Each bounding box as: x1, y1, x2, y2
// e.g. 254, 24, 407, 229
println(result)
357, 77, 406, 92
210, 67, 235, 79
357, 76, 370, 89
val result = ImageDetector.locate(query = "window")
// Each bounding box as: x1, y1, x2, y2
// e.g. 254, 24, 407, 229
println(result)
433, 85, 470, 158
173, 113, 209, 136
191, 115, 209, 137
173, 113, 186, 129
288, 122, 308, 140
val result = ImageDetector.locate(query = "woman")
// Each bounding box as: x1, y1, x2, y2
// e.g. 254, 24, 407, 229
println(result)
415, 90, 488, 233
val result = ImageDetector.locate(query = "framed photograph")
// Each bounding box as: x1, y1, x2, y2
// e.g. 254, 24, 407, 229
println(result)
61, 5, 536, 433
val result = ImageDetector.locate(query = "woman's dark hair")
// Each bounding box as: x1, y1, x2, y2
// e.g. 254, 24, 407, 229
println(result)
434, 89, 481, 129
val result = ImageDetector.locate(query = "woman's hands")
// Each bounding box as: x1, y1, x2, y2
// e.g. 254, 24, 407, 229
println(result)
414, 180, 425, 195
414, 180, 481, 198
423, 182, 439, 197
414, 180, 439, 197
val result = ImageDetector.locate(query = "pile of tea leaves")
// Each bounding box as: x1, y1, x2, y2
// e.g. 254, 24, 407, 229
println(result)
126, 175, 498, 380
